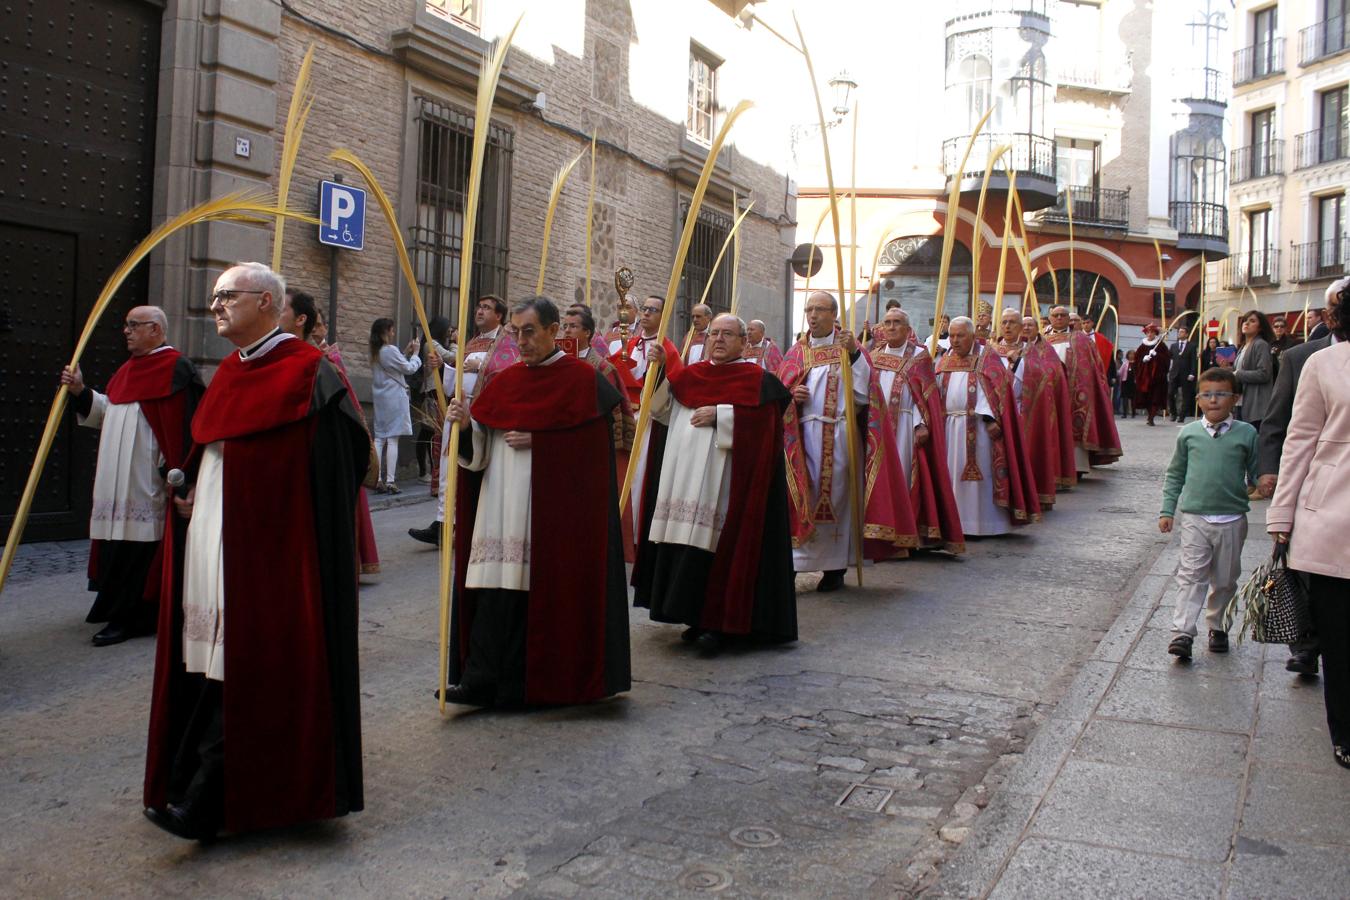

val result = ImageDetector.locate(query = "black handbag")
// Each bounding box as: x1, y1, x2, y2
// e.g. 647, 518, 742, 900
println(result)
1234, 542, 1315, 644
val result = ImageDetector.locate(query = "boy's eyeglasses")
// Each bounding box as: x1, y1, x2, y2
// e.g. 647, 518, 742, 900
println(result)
1198, 391, 1235, 400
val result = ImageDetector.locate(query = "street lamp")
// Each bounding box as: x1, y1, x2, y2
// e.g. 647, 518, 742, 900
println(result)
829, 71, 857, 117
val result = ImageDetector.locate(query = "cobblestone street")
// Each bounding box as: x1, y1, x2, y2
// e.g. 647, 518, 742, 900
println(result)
2, 419, 1180, 896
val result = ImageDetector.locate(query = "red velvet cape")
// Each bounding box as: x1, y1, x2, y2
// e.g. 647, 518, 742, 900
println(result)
616, 335, 684, 405
876, 347, 966, 553
1058, 330, 1125, 465
661, 361, 788, 634
455, 355, 621, 704
88, 348, 196, 605
145, 338, 346, 833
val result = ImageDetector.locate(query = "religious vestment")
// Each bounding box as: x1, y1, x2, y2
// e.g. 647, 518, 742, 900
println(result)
1047, 327, 1124, 469
779, 333, 919, 571
436, 325, 520, 523
936, 346, 1041, 536
683, 329, 709, 365
1090, 330, 1115, 374
1130, 332, 1171, 424
450, 352, 631, 705
744, 338, 785, 377
324, 343, 380, 574
633, 359, 796, 641
994, 336, 1077, 507
873, 343, 965, 553
618, 332, 684, 551
145, 331, 368, 836
75, 346, 202, 630
582, 345, 638, 562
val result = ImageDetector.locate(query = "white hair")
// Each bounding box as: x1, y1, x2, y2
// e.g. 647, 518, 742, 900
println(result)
884, 308, 911, 325
135, 306, 168, 335
1327, 276, 1350, 305
230, 261, 286, 317
949, 315, 975, 331
748, 319, 767, 330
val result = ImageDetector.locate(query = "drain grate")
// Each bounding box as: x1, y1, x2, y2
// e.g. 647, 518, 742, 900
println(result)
836, 783, 894, 812
729, 826, 782, 848
678, 865, 733, 892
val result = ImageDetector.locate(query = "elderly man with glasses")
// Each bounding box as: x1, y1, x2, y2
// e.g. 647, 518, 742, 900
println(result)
60, 306, 203, 647
141, 262, 369, 842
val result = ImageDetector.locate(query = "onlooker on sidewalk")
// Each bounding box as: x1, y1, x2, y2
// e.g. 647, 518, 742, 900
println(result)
1159, 368, 1259, 661
1255, 278, 1344, 677
369, 317, 421, 494
1227, 310, 1275, 433
1167, 324, 1197, 423
1267, 286, 1350, 771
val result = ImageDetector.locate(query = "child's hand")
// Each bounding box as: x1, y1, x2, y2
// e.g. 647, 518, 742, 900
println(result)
1159, 516, 1173, 534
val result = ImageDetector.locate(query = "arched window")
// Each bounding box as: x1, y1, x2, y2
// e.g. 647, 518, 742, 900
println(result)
955, 55, 992, 134
1031, 269, 1120, 343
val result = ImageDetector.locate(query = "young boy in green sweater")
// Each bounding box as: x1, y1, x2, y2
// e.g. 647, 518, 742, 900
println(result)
1159, 367, 1259, 661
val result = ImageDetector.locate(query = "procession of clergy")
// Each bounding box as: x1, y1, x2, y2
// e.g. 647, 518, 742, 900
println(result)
66, 259, 1121, 842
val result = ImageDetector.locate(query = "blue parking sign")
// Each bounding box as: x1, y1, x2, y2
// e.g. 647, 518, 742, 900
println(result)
318, 181, 366, 251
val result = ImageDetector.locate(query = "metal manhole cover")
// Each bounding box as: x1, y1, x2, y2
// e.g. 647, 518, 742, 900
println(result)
836, 783, 894, 813
678, 865, 733, 892
730, 826, 782, 848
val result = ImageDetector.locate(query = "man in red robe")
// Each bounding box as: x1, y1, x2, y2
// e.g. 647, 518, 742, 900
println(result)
779, 292, 919, 591
1130, 321, 1171, 427
745, 319, 785, 375
60, 306, 202, 645
936, 317, 1041, 535
873, 308, 964, 553
990, 309, 1076, 508
633, 314, 795, 655
144, 263, 368, 841
1046, 305, 1124, 469
440, 296, 631, 707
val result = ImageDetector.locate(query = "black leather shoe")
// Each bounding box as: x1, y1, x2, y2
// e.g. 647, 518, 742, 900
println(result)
1334, 746, 1350, 770
695, 631, 722, 656
680, 626, 701, 644
431, 684, 487, 706
144, 805, 213, 841
1286, 650, 1319, 676
92, 624, 134, 647
816, 571, 846, 593
1168, 633, 1193, 661
408, 522, 441, 546
1208, 630, 1229, 653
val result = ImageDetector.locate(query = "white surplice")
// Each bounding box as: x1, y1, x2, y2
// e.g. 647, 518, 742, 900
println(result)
182, 330, 297, 682
647, 372, 738, 552
876, 343, 926, 489
793, 334, 871, 572
940, 357, 1007, 536
78, 345, 175, 543
460, 352, 567, 591
438, 326, 501, 522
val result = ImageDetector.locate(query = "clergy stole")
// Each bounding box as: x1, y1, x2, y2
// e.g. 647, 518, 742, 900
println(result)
800, 343, 846, 522
872, 349, 921, 488
936, 353, 983, 481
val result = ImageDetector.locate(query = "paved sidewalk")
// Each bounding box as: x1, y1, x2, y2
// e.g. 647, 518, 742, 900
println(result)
929, 507, 1350, 899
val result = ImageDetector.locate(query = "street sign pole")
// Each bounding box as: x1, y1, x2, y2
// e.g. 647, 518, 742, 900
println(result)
328, 173, 342, 340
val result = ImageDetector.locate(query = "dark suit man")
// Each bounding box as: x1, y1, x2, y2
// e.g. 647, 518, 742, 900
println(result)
1166, 329, 1197, 422
1257, 275, 1346, 677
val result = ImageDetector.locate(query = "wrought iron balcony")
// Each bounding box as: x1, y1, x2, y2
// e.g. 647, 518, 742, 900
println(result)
1042, 186, 1129, 230
1170, 201, 1229, 243
1177, 67, 1227, 105
1230, 141, 1284, 182
946, 0, 1048, 25
941, 132, 1055, 182
1290, 238, 1349, 282
1233, 39, 1284, 85
1223, 250, 1281, 289
1298, 16, 1350, 66
1294, 126, 1350, 168
1056, 55, 1133, 93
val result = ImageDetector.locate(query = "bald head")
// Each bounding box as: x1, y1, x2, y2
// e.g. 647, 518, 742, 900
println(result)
707, 313, 747, 363
124, 305, 168, 356
747, 319, 766, 343
805, 291, 839, 338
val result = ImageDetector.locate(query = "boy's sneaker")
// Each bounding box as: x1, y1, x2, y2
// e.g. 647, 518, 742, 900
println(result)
1208, 630, 1229, 653
1168, 633, 1193, 661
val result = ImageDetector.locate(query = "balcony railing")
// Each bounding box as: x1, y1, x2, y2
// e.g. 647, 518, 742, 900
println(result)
1056, 54, 1133, 93
1177, 67, 1228, 104
1298, 16, 1350, 66
1042, 186, 1130, 229
1294, 126, 1350, 168
1170, 201, 1229, 243
1233, 39, 1285, 84
1223, 250, 1281, 289
947, 0, 1048, 24
1229, 140, 1285, 182
1290, 238, 1349, 282
941, 132, 1056, 181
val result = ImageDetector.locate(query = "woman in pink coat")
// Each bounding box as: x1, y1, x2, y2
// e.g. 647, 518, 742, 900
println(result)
1268, 280, 1349, 769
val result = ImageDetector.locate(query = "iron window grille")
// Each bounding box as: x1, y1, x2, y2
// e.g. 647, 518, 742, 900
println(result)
677, 201, 734, 331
